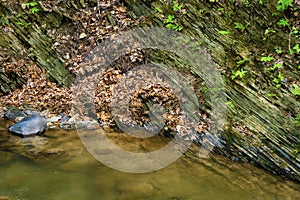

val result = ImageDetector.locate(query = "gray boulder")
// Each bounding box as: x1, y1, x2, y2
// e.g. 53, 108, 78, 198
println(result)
9, 115, 47, 137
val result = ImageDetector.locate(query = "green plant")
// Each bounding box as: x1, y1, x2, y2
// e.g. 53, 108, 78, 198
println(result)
260, 56, 274, 62
22, 1, 40, 14
293, 44, 300, 53
29, 7, 39, 14
154, 7, 163, 13
165, 23, 183, 31
290, 85, 300, 96
14, 12, 31, 27
231, 69, 247, 80
164, 15, 183, 31
164, 15, 175, 23
268, 62, 283, 71
218, 30, 230, 35
226, 101, 235, 108
277, 18, 290, 27
276, 0, 293, 11
0, 14, 9, 26
295, 114, 300, 126
275, 46, 282, 53
173, 1, 183, 12
267, 93, 277, 97
273, 71, 285, 88
259, 0, 263, 5
24, 1, 38, 8
236, 58, 249, 66
264, 28, 276, 35
234, 22, 245, 31
291, 26, 299, 35
198, 8, 206, 14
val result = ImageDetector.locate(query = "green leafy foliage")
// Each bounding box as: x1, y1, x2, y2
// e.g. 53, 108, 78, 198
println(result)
267, 93, 277, 97
154, 7, 163, 13
25, 1, 38, 8
290, 85, 300, 96
22, 1, 40, 14
231, 69, 247, 80
234, 22, 245, 31
267, 62, 283, 71
164, 15, 175, 24
226, 101, 235, 108
260, 56, 275, 62
275, 46, 282, 53
0, 14, 9, 26
29, 7, 40, 14
165, 23, 183, 31
218, 30, 230, 35
173, 1, 183, 11
295, 114, 300, 127
276, 0, 293, 11
273, 71, 285, 88
293, 44, 300, 53
291, 26, 299, 35
277, 18, 290, 27
164, 15, 183, 31
236, 58, 249, 66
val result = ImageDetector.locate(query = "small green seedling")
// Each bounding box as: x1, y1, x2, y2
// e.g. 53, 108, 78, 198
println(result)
155, 7, 163, 13
295, 114, 300, 127
267, 93, 277, 97
236, 58, 249, 66
173, 1, 183, 11
273, 72, 285, 88
234, 22, 245, 31
0, 14, 9, 26
231, 69, 247, 80
218, 30, 230, 35
275, 47, 282, 53
276, 0, 293, 11
226, 101, 235, 108
293, 44, 300, 53
267, 62, 283, 71
261, 56, 275, 62
277, 18, 289, 27
290, 85, 300, 96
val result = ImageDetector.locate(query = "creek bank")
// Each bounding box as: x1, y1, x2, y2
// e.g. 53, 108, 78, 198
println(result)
2, 106, 102, 135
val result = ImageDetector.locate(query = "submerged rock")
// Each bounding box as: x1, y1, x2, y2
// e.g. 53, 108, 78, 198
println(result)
8, 115, 47, 137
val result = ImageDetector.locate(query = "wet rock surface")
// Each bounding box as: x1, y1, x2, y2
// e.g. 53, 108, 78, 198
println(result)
4, 107, 26, 121
8, 115, 46, 137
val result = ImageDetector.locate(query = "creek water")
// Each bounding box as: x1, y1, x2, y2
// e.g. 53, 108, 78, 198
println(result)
0, 122, 299, 200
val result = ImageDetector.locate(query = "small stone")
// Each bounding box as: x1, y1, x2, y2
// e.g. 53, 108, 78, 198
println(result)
9, 115, 47, 137
79, 32, 87, 39
15, 116, 25, 122
46, 116, 62, 124
40, 109, 50, 117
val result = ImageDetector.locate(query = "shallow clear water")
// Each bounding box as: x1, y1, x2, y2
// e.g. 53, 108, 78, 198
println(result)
0, 125, 299, 200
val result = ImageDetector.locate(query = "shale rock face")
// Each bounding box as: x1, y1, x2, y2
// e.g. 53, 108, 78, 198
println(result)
9, 115, 47, 137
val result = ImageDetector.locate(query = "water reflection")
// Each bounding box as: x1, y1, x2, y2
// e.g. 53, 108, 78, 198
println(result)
0, 127, 299, 200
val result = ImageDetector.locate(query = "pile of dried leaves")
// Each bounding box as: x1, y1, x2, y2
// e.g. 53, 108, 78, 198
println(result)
0, 0, 211, 136
0, 59, 71, 115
